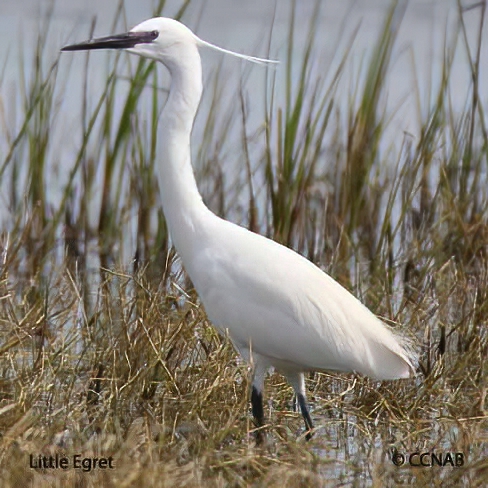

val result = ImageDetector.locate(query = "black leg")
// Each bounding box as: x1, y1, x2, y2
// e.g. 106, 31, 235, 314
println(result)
251, 386, 266, 444
297, 392, 314, 440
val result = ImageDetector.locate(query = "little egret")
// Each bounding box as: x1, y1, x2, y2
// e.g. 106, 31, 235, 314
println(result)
62, 17, 416, 441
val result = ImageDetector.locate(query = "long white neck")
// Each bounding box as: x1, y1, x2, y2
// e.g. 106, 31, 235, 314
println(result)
157, 43, 213, 267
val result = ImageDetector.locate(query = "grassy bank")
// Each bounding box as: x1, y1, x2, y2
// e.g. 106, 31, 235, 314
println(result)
0, 0, 487, 486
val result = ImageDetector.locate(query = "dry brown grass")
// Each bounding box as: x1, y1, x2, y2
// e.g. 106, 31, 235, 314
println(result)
0, 236, 486, 486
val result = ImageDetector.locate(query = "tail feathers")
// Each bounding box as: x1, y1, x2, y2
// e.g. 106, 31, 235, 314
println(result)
367, 336, 417, 380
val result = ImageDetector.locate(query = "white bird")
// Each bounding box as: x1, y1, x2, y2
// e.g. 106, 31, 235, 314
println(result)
62, 17, 416, 441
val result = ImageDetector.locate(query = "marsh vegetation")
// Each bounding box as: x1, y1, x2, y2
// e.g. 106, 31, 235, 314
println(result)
0, 0, 487, 486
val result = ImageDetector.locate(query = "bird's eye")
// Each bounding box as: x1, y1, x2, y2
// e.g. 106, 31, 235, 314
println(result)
151, 30, 159, 39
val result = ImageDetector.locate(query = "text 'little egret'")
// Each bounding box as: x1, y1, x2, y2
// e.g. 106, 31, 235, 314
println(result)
62, 17, 416, 442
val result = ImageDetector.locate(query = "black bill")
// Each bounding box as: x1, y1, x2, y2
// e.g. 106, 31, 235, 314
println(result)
61, 30, 159, 52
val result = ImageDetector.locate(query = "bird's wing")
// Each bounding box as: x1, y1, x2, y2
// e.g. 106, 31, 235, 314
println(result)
193, 219, 414, 380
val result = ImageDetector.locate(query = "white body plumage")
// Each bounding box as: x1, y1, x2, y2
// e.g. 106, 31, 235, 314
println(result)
62, 17, 415, 440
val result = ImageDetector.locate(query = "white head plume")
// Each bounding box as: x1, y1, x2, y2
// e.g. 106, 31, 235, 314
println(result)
196, 37, 278, 66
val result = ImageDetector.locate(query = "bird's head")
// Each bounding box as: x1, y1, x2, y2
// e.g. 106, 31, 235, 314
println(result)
62, 17, 278, 66
62, 17, 196, 63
